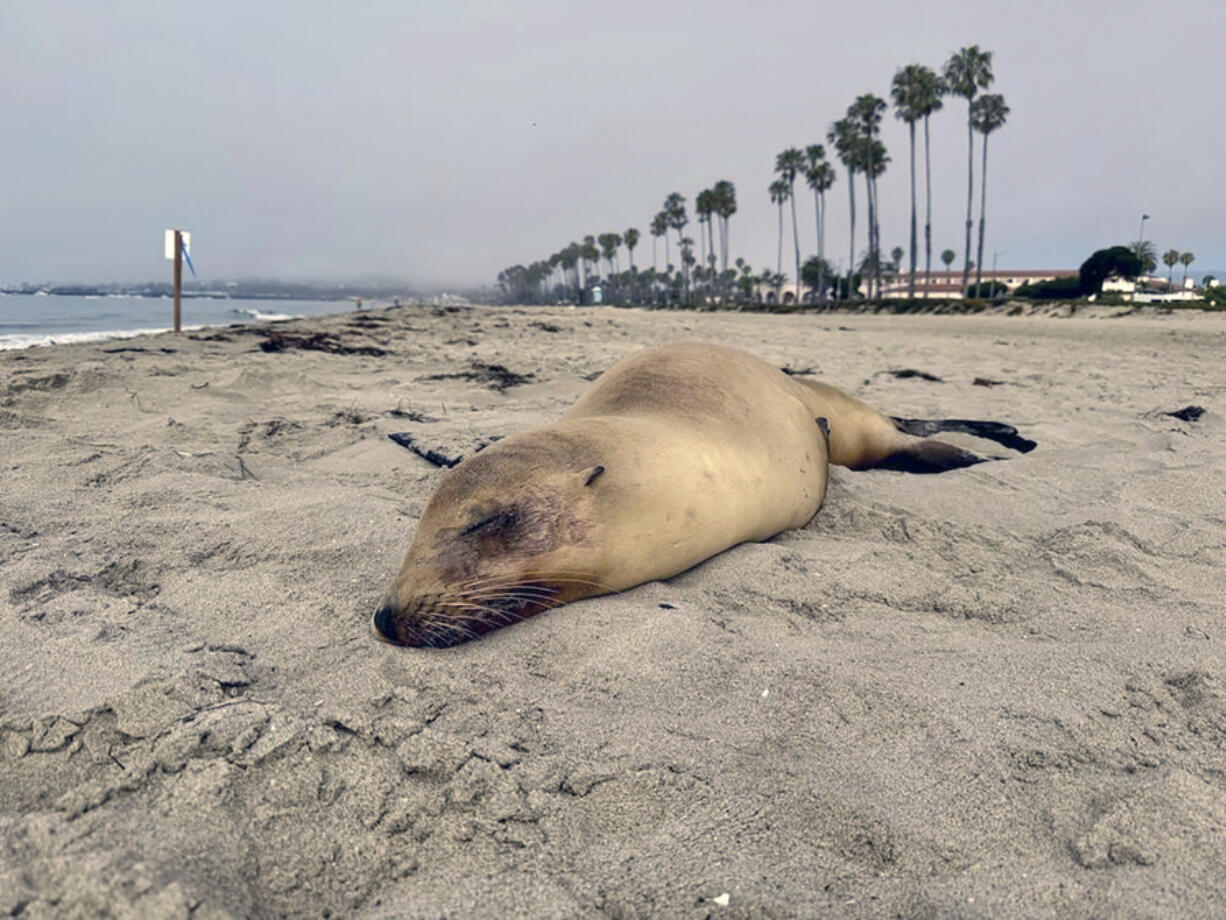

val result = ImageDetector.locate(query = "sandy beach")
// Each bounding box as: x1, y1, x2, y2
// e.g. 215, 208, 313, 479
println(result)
2, 302, 1224, 918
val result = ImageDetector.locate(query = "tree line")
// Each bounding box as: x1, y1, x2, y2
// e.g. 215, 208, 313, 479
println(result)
498, 46, 1013, 306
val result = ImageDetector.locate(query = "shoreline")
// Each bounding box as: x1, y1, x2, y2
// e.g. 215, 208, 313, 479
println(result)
0, 296, 358, 352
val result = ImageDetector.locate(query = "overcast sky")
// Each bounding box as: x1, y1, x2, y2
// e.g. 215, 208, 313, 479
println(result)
2, 0, 1222, 287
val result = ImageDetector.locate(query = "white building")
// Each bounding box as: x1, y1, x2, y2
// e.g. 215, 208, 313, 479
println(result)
877, 270, 1079, 300
1101, 275, 1200, 303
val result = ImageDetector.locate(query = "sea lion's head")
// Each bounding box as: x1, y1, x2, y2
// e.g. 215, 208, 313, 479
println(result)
373, 430, 611, 647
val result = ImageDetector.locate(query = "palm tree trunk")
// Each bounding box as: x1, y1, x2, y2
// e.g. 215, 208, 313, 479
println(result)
777, 202, 784, 279
676, 229, 687, 299
924, 114, 933, 298
908, 120, 917, 299
715, 219, 723, 279
864, 172, 876, 298
789, 187, 800, 297
975, 132, 989, 298
813, 190, 824, 304
846, 168, 856, 299
819, 191, 828, 303
812, 191, 821, 261
962, 110, 975, 295
872, 175, 882, 298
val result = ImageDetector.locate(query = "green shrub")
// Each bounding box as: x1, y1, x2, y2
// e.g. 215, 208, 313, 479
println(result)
965, 280, 1010, 299
1015, 276, 1084, 300
1203, 286, 1226, 307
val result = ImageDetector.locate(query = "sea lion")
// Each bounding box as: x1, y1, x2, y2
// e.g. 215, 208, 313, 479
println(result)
373, 342, 1034, 647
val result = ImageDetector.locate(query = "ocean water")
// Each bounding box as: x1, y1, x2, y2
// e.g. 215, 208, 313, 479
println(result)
0, 293, 355, 350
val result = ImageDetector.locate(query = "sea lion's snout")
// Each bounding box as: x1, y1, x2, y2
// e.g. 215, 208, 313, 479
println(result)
372, 601, 412, 646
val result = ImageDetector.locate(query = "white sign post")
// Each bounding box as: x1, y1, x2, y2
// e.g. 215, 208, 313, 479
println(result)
164, 230, 190, 333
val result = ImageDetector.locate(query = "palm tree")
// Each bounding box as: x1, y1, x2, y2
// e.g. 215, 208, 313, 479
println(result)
891, 64, 934, 297
775, 148, 806, 302
891, 246, 904, 281
1163, 249, 1180, 287
650, 213, 669, 271
803, 145, 835, 303
850, 95, 887, 297
1132, 240, 1158, 275
969, 93, 1009, 298
859, 136, 889, 298
768, 178, 790, 282
944, 45, 994, 294
733, 257, 754, 302
680, 236, 696, 300
712, 180, 736, 274
1180, 251, 1195, 286
941, 249, 955, 271
695, 189, 713, 277
598, 233, 622, 276
913, 67, 946, 294
581, 235, 600, 286
624, 228, 640, 271
696, 188, 718, 286
663, 193, 688, 295
563, 242, 583, 296
572, 240, 586, 289
828, 117, 860, 299
547, 251, 563, 300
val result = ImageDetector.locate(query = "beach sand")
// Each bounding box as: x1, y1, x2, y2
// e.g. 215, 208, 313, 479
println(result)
2, 303, 1223, 917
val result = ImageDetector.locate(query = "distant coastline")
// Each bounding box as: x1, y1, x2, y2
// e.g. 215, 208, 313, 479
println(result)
0, 279, 421, 302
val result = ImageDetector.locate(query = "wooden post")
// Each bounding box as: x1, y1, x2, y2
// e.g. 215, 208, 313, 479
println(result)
173, 230, 183, 334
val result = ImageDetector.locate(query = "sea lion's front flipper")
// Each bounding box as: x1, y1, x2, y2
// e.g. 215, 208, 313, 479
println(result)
889, 417, 1037, 454
876, 438, 988, 474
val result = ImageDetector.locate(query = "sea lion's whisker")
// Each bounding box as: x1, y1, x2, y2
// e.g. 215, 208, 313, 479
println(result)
441, 600, 509, 620
453, 575, 519, 591
462, 583, 558, 599
453, 572, 560, 591
509, 575, 604, 592
456, 569, 603, 591
446, 599, 535, 628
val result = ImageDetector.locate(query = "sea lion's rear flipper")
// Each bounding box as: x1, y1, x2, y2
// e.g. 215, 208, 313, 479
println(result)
877, 438, 988, 474
889, 417, 1037, 454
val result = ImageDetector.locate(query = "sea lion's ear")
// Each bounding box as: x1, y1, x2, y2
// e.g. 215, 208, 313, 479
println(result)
582, 465, 605, 487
